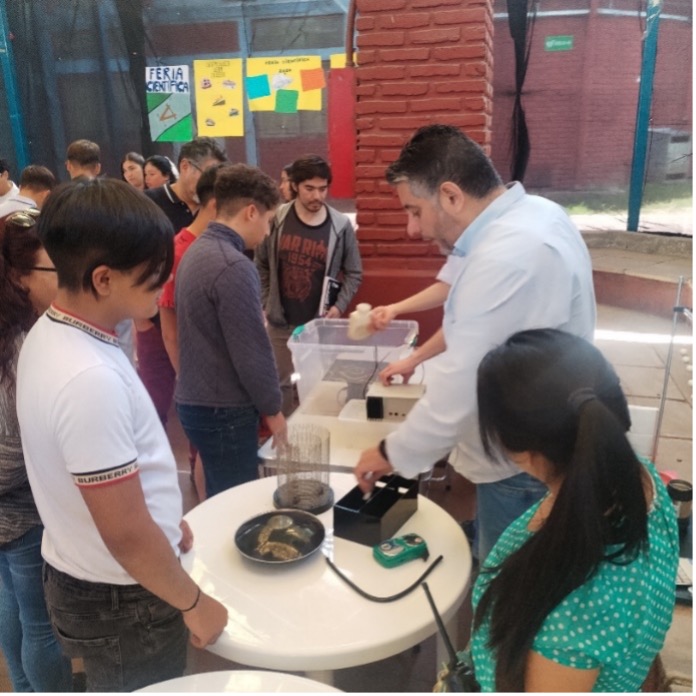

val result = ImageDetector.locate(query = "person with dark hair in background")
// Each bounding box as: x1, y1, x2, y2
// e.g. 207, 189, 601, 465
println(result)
176, 164, 287, 497
144, 137, 226, 231
144, 155, 178, 190
0, 211, 73, 692
0, 159, 19, 206
159, 163, 225, 501
16, 179, 228, 692
354, 124, 596, 562
278, 163, 295, 202
256, 154, 363, 416
471, 328, 678, 692
65, 139, 101, 180
138, 138, 227, 426
0, 165, 56, 217
122, 152, 145, 191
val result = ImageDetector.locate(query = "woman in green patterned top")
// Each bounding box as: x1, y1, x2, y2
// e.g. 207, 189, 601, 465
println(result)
471, 329, 679, 692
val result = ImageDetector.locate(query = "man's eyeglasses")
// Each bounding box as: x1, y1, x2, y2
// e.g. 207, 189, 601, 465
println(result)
187, 159, 203, 174
30, 266, 57, 273
4, 208, 40, 228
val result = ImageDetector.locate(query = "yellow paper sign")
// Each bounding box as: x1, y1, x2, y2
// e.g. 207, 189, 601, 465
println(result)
246, 55, 323, 112
193, 59, 244, 137
329, 53, 357, 69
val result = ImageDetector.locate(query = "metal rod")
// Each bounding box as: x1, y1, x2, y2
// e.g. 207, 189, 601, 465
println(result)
653, 275, 685, 462
422, 582, 458, 668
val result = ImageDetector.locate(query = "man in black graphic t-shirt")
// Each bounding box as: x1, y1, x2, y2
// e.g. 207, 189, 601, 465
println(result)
256, 155, 363, 415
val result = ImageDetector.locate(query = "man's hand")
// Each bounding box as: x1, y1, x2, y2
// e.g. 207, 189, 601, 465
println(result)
266, 412, 288, 449
354, 446, 394, 493
183, 592, 228, 649
379, 354, 419, 386
325, 305, 341, 319
178, 520, 193, 554
370, 305, 397, 332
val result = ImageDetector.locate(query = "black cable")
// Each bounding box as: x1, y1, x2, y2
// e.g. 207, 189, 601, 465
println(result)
325, 554, 443, 603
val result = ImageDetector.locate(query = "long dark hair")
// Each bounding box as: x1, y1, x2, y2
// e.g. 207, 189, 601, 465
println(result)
474, 329, 648, 691
0, 214, 43, 384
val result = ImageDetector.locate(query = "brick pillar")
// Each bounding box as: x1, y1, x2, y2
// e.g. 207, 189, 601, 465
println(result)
352, 0, 494, 339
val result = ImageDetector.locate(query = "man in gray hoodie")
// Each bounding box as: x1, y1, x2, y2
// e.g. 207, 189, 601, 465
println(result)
255, 154, 363, 415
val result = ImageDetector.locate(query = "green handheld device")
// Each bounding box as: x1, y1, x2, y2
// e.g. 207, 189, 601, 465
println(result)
373, 533, 429, 568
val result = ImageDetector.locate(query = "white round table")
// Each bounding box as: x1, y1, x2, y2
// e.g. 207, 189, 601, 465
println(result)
138, 669, 341, 692
182, 473, 471, 683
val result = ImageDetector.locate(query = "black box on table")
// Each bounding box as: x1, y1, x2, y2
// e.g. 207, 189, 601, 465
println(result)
333, 474, 418, 546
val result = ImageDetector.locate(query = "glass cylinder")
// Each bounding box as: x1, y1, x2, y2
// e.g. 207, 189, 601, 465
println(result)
274, 424, 333, 514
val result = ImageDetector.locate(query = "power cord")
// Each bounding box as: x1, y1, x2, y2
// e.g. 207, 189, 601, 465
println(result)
325, 554, 443, 603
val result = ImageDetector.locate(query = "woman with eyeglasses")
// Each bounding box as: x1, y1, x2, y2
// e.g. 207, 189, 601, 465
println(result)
0, 212, 73, 691
144, 155, 179, 189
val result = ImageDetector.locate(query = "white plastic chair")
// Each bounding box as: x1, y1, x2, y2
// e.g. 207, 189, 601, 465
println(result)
626, 404, 659, 460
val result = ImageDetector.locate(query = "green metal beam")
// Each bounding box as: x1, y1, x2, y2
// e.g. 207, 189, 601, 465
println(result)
627, 0, 663, 232
0, 0, 29, 168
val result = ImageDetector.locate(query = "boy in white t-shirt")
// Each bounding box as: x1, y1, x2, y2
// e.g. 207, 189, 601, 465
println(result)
16, 178, 228, 691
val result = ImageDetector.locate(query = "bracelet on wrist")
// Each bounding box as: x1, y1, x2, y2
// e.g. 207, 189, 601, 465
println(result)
181, 586, 201, 613
378, 439, 389, 463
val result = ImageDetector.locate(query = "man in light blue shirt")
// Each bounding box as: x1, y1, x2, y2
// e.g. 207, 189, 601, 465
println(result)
354, 124, 596, 560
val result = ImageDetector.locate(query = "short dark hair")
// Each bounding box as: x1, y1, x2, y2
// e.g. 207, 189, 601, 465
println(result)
0, 159, 10, 176
196, 163, 225, 207
386, 124, 502, 199
66, 140, 101, 167
19, 165, 56, 191
37, 179, 174, 295
145, 155, 178, 183
290, 154, 332, 186
214, 164, 280, 217
177, 137, 227, 167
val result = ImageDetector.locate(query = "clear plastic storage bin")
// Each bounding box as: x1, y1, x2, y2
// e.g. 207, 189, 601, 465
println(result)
288, 318, 419, 405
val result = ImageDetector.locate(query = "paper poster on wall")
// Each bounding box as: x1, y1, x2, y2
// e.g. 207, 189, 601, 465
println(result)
145, 65, 193, 142
329, 53, 357, 69
193, 59, 244, 137
245, 56, 323, 112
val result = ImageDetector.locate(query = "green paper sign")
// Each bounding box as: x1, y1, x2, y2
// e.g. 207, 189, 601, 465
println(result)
545, 35, 574, 52
275, 89, 299, 114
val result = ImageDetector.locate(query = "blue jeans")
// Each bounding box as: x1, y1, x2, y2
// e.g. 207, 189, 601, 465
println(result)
476, 471, 547, 562
0, 526, 72, 692
43, 564, 187, 692
176, 403, 260, 497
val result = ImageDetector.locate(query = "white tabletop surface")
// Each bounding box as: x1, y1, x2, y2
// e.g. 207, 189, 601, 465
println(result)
137, 669, 341, 692
182, 474, 471, 673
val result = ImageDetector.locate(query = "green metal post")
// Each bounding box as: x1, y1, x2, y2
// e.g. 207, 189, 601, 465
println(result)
0, 0, 29, 168
627, 0, 663, 232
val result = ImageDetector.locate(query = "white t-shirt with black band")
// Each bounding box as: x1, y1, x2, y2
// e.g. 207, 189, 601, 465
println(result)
17, 306, 183, 584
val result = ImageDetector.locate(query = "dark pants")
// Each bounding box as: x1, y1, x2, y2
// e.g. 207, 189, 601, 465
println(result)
43, 564, 187, 692
476, 471, 547, 561
176, 403, 260, 497
136, 325, 176, 427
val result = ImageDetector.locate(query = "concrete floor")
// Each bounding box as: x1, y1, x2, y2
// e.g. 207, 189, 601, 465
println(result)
0, 270, 692, 691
